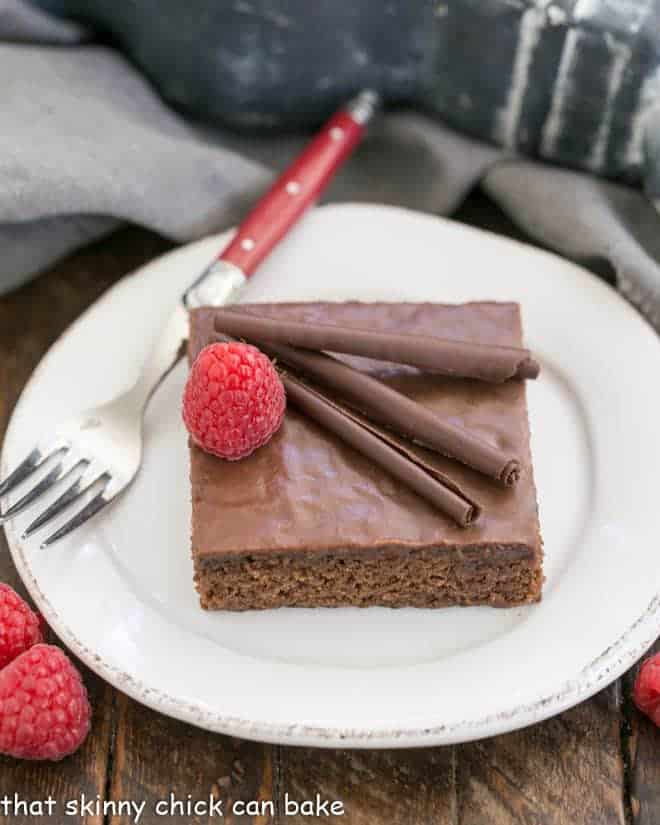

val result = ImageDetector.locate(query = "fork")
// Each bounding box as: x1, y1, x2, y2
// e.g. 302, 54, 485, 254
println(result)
0, 90, 380, 547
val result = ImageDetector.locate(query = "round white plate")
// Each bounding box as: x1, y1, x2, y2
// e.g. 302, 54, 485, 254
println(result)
3, 204, 660, 748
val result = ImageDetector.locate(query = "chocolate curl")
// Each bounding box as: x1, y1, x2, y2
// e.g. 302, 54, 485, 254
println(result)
212, 308, 539, 382
213, 333, 479, 526
246, 339, 521, 487
282, 373, 480, 528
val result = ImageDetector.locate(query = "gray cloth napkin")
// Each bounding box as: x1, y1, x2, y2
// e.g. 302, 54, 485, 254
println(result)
2, 1, 660, 332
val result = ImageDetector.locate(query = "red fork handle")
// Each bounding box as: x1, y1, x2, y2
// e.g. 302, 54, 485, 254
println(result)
218, 91, 380, 277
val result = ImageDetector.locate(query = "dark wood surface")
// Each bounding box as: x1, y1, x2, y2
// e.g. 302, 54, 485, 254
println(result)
0, 195, 658, 824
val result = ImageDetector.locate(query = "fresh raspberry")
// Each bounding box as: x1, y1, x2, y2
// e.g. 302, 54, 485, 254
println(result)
633, 652, 660, 726
183, 342, 286, 460
0, 583, 44, 669
0, 644, 91, 761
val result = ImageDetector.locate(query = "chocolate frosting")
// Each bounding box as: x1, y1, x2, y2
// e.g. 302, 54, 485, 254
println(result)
189, 302, 541, 559
214, 331, 479, 525
282, 373, 479, 527
240, 340, 520, 486
212, 307, 539, 381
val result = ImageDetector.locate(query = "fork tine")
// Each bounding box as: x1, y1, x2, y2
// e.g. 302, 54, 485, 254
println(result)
40, 475, 114, 548
0, 458, 89, 524
0, 464, 62, 522
0, 446, 66, 498
21, 466, 99, 538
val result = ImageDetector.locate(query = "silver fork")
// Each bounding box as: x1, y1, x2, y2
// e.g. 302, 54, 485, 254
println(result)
0, 308, 190, 546
0, 90, 380, 547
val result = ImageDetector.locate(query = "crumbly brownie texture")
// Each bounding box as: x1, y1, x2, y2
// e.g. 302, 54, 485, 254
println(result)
188, 301, 543, 610
195, 546, 541, 610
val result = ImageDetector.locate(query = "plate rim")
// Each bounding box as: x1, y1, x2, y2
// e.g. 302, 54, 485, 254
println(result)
3, 202, 660, 748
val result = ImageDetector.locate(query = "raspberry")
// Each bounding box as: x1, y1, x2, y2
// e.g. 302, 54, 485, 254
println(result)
0, 583, 44, 669
0, 644, 91, 761
633, 652, 660, 726
183, 342, 286, 460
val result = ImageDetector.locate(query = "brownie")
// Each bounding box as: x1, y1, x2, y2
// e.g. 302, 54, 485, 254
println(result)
188, 301, 543, 610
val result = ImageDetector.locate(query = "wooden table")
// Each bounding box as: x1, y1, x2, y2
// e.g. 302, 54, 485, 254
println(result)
1, 194, 658, 824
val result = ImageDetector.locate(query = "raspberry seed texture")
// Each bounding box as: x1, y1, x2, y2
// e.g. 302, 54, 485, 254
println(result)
183, 341, 286, 460
0, 644, 91, 760
0, 583, 44, 669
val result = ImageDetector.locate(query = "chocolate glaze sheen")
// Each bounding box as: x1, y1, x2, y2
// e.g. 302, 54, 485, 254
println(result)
189, 302, 541, 559
188, 302, 542, 559
244, 340, 521, 486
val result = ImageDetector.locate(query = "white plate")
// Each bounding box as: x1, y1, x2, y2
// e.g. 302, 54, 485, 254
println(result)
3, 204, 660, 748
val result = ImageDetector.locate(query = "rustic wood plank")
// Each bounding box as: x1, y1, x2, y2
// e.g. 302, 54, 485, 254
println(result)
627, 639, 660, 825
455, 686, 626, 825
278, 686, 625, 825
0, 228, 172, 823
108, 691, 275, 825
277, 745, 456, 824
